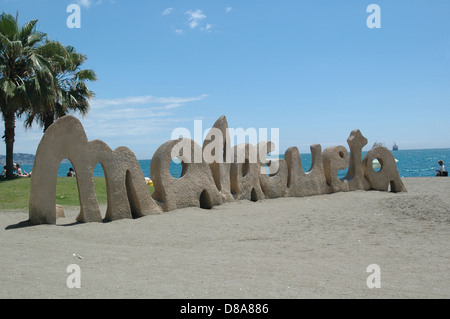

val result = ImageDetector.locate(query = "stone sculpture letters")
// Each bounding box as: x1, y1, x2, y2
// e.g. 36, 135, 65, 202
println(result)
28, 115, 406, 225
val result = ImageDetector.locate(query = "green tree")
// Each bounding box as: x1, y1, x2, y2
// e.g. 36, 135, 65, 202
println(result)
25, 41, 97, 132
0, 12, 48, 179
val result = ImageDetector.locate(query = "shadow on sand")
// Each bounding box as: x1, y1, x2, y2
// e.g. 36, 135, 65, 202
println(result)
5, 219, 82, 230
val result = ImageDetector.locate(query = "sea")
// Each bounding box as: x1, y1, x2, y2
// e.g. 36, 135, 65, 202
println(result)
19, 148, 450, 179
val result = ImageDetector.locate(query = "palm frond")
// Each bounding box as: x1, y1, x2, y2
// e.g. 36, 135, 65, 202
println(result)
0, 13, 19, 40
75, 69, 97, 81
19, 19, 38, 41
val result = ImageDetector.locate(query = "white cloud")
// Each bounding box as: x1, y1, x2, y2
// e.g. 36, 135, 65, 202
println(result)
162, 7, 173, 16
164, 8, 213, 34
82, 94, 209, 157
186, 9, 206, 29
201, 24, 212, 33
189, 21, 198, 29
3, 93, 209, 159
91, 94, 208, 109
86, 93, 209, 142
78, 0, 92, 8
225, 7, 232, 13
77, 0, 105, 8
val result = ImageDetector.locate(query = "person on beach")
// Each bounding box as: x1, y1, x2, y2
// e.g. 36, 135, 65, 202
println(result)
15, 164, 31, 177
0, 166, 6, 177
67, 167, 76, 177
436, 160, 448, 176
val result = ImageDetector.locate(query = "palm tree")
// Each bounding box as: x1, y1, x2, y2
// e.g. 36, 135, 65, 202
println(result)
0, 12, 48, 178
24, 41, 97, 132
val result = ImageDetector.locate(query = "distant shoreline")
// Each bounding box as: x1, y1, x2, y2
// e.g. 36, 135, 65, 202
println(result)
2, 147, 450, 163
3, 147, 450, 179
0, 153, 70, 166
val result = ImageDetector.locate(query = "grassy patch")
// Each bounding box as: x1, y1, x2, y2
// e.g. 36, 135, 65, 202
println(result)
0, 177, 33, 210
55, 177, 107, 207
0, 177, 155, 210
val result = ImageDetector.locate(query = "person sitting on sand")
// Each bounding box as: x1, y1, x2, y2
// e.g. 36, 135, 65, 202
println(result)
436, 160, 448, 176
67, 167, 76, 177
15, 164, 31, 177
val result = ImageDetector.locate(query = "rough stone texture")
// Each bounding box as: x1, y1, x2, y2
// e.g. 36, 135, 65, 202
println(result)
56, 205, 65, 219
97, 145, 161, 221
285, 144, 330, 197
29, 114, 406, 225
202, 115, 234, 202
258, 141, 288, 199
322, 145, 349, 193
151, 138, 222, 211
230, 143, 265, 201
362, 147, 407, 193
344, 129, 370, 191
29, 115, 161, 225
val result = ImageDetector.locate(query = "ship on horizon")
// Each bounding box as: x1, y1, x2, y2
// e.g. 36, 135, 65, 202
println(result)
393, 142, 399, 151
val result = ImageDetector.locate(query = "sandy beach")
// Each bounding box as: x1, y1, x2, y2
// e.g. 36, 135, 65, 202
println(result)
0, 177, 449, 299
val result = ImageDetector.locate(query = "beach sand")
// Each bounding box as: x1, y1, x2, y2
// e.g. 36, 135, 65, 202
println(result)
0, 177, 449, 299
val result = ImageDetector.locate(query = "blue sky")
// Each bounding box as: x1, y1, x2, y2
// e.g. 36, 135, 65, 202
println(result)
1, 0, 449, 159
